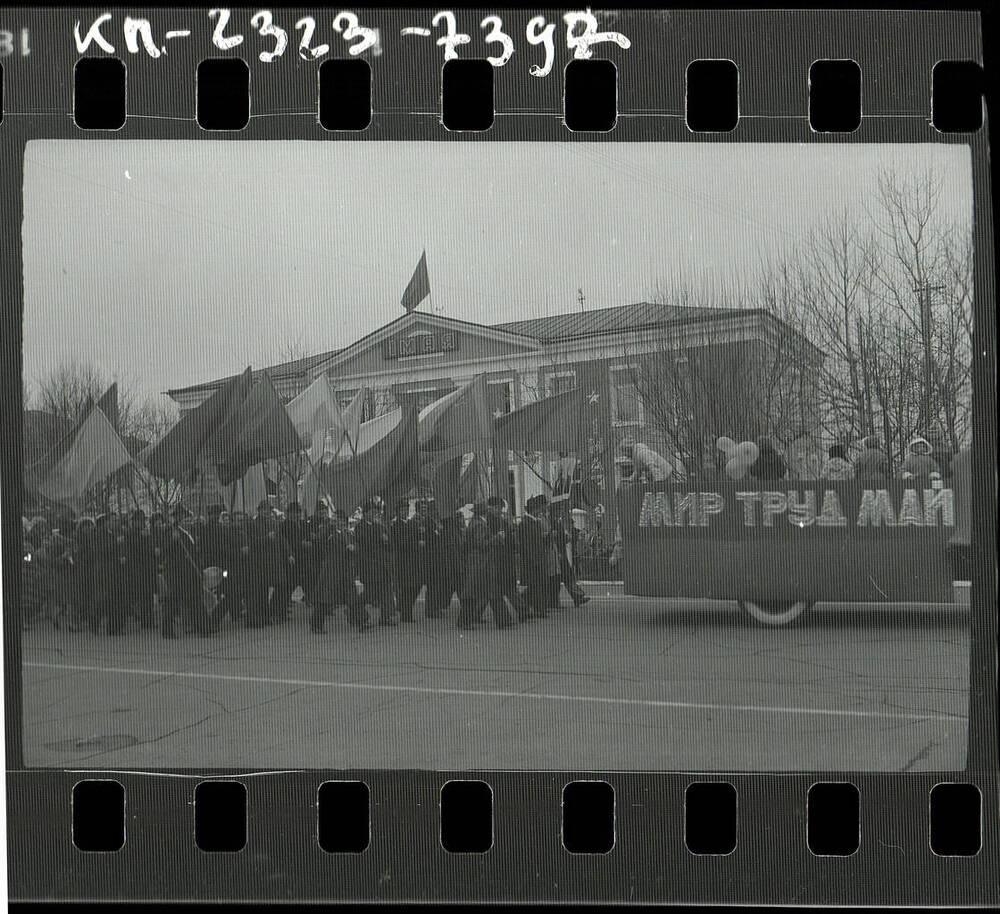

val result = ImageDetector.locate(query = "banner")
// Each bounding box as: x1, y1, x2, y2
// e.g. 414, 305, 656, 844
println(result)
620, 481, 957, 604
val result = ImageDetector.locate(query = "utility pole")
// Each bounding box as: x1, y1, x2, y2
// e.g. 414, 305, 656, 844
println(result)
913, 282, 947, 432
577, 288, 586, 313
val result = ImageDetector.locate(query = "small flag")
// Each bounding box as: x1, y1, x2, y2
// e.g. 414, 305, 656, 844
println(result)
401, 251, 430, 312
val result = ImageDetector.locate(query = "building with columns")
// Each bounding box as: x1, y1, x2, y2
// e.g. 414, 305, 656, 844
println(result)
167, 301, 823, 530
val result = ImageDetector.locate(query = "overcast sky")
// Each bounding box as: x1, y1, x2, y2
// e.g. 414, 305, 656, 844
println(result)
22, 140, 972, 402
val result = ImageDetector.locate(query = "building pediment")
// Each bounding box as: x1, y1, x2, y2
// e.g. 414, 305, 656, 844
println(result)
310, 311, 542, 380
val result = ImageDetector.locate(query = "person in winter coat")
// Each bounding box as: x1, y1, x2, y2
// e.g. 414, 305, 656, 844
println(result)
900, 436, 941, 483
310, 508, 370, 633
282, 500, 316, 603
926, 429, 955, 481
422, 500, 449, 618
749, 437, 788, 481
253, 501, 295, 624
354, 499, 399, 626
821, 444, 855, 481
457, 501, 513, 629
854, 435, 890, 482
434, 510, 466, 614
125, 510, 157, 629
161, 510, 215, 638
484, 496, 526, 624
390, 497, 425, 623
518, 495, 559, 619
547, 507, 589, 608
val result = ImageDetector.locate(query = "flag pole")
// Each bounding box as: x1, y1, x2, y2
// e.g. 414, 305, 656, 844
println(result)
196, 470, 206, 519
301, 441, 336, 514
424, 247, 434, 315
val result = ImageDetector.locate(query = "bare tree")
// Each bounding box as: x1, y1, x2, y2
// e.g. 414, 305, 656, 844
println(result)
34, 359, 107, 426
621, 285, 820, 476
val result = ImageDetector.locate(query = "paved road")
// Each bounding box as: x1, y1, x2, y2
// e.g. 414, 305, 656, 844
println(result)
19, 592, 969, 771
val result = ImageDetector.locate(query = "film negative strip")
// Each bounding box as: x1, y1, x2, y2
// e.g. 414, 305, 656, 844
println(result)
1, 6, 997, 905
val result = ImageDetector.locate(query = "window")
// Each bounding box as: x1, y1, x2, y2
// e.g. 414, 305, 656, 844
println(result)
547, 371, 576, 398
610, 367, 643, 427
488, 380, 513, 417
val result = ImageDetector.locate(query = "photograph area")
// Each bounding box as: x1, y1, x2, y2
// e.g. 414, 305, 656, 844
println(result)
17, 140, 974, 770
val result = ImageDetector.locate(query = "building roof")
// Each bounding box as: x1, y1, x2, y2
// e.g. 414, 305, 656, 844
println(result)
166, 301, 794, 400
493, 301, 744, 342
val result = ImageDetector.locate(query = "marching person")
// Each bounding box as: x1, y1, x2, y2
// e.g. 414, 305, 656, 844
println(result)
434, 509, 467, 615
548, 506, 590, 608
91, 514, 128, 635
518, 495, 558, 619
282, 500, 316, 608
354, 498, 399, 626
422, 500, 448, 618
457, 501, 512, 629
389, 498, 423, 622
310, 508, 371, 633
209, 510, 238, 624
390, 497, 425, 623
161, 506, 216, 639
124, 509, 157, 629
485, 496, 527, 624
254, 500, 295, 624
228, 510, 261, 627
70, 516, 98, 630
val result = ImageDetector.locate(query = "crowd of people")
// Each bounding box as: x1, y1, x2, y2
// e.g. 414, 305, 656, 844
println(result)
20, 493, 592, 639
617, 433, 959, 484
21, 430, 966, 637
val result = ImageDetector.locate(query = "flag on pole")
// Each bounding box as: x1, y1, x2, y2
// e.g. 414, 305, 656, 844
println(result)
401, 251, 431, 312
417, 374, 493, 466
219, 463, 268, 514
205, 373, 303, 486
431, 452, 482, 514
284, 375, 343, 446
144, 368, 253, 481
36, 404, 133, 507
318, 407, 420, 512
340, 387, 367, 454
494, 386, 584, 453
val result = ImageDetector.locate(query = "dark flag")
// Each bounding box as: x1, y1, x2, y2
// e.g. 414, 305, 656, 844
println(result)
319, 407, 420, 513
493, 386, 584, 453
417, 374, 493, 465
143, 367, 253, 481
97, 382, 119, 431
401, 251, 431, 312
432, 453, 482, 514
204, 373, 303, 486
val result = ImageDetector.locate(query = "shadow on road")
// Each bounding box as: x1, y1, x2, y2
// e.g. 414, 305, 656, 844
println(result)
640, 602, 969, 632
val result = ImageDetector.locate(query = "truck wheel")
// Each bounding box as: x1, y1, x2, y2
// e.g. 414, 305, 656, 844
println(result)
738, 599, 813, 627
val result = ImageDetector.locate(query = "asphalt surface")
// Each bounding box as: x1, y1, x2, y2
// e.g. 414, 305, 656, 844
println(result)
19, 588, 969, 771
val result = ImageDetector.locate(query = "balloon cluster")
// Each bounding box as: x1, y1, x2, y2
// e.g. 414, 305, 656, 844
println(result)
716, 437, 759, 480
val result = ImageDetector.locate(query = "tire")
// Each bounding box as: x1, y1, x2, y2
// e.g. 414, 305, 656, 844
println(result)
738, 598, 813, 627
